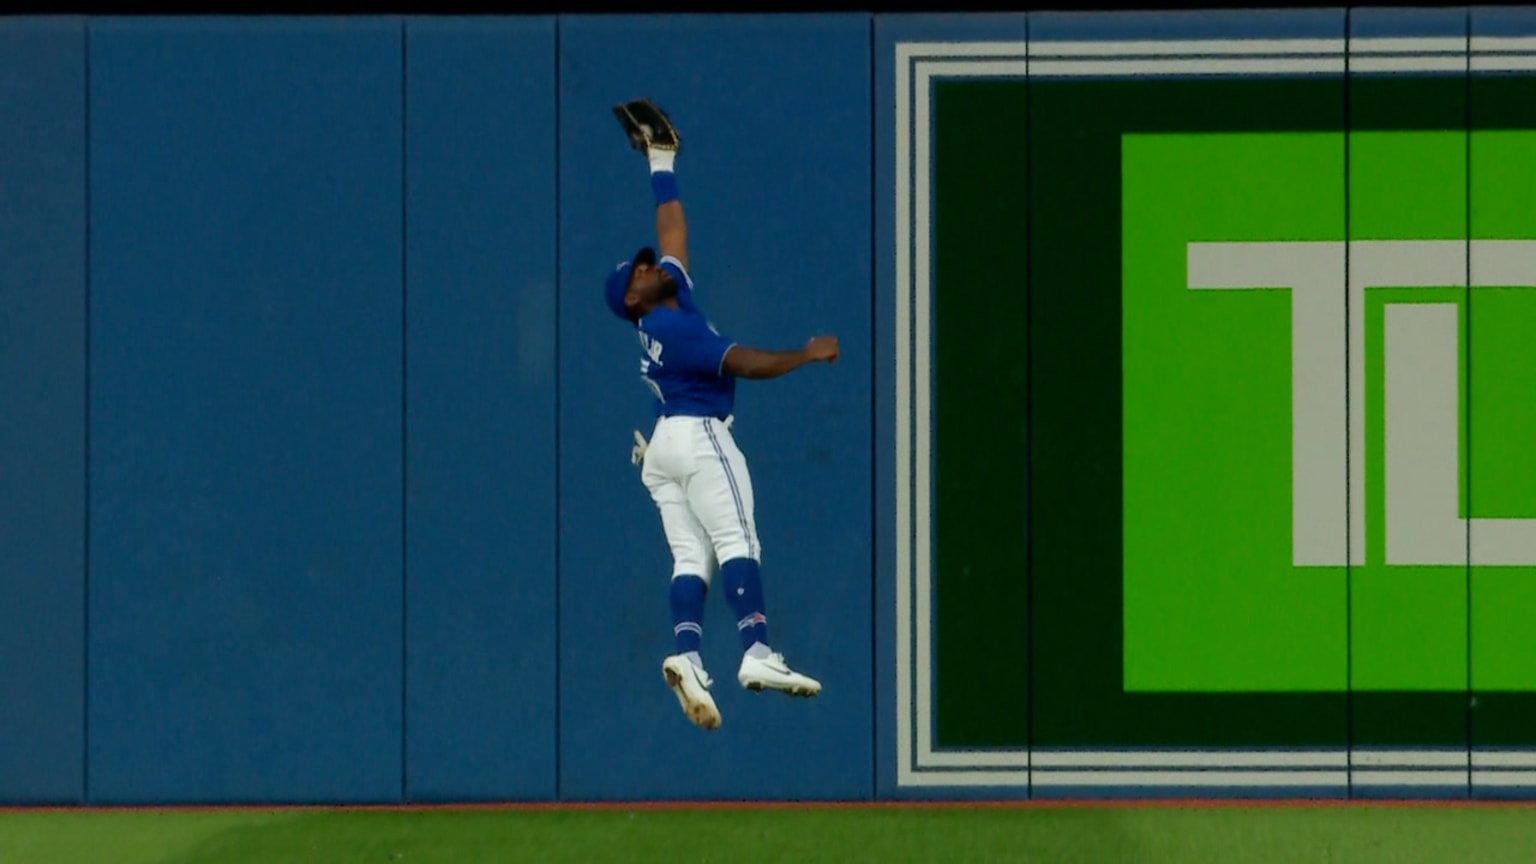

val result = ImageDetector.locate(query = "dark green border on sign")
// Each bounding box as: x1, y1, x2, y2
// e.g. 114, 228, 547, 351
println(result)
929, 72, 1536, 752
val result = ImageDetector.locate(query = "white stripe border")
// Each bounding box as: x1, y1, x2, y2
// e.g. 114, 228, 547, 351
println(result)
896, 36, 1536, 77
900, 751, 1536, 786
893, 36, 1536, 789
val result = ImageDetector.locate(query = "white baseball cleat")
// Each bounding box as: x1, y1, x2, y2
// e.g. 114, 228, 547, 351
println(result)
738, 651, 821, 697
662, 654, 721, 730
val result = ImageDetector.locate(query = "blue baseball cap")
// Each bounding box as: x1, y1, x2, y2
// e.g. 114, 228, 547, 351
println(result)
604, 246, 657, 323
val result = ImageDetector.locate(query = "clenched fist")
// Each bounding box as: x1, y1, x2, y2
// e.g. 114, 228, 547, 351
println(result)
805, 335, 840, 364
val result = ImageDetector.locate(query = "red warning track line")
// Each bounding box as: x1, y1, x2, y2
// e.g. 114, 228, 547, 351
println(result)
3, 798, 1536, 814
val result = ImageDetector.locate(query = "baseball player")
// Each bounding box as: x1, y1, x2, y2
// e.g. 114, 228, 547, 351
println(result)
605, 100, 835, 731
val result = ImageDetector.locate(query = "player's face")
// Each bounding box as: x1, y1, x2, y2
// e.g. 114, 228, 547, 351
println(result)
631, 264, 677, 305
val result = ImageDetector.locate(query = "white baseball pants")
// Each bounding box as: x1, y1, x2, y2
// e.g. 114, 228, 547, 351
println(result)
640, 415, 761, 582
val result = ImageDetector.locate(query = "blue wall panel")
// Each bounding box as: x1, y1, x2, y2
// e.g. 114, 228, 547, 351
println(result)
87, 17, 405, 804
404, 16, 559, 803
0, 17, 87, 805
557, 13, 875, 801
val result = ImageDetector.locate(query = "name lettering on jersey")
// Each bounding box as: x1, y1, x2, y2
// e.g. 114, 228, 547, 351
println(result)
638, 331, 665, 367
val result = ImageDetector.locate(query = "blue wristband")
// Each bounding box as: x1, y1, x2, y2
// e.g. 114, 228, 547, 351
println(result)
651, 170, 680, 206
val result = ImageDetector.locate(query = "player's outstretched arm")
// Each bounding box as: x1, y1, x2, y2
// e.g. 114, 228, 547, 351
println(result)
721, 336, 839, 380
647, 146, 687, 270
614, 99, 689, 269
655, 190, 688, 271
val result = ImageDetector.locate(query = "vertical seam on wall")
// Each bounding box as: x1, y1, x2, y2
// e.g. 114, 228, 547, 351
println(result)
1023, 11, 1033, 802
553, 14, 564, 804
82, 16, 93, 806
1342, 8, 1353, 800
400, 18, 410, 805
867, 11, 877, 803
1463, 13, 1473, 800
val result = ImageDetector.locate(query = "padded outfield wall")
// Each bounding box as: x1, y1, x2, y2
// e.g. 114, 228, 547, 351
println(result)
3, 9, 1536, 804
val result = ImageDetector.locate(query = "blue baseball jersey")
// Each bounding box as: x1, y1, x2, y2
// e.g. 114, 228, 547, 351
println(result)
634, 256, 737, 418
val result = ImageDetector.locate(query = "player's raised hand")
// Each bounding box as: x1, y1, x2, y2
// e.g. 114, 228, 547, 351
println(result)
613, 98, 681, 154
805, 335, 839, 364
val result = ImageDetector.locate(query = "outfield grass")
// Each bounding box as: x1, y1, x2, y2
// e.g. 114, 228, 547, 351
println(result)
4, 803, 1536, 863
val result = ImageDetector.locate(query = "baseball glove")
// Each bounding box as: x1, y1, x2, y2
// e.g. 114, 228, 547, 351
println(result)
613, 98, 681, 153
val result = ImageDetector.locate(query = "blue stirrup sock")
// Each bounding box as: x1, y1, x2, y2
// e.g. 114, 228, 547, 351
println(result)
670, 574, 706, 656
721, 558, 770, 652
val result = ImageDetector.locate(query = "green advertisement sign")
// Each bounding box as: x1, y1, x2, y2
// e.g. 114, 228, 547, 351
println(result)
894, 35, 1536, 792
1122, 130, 1536, 695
